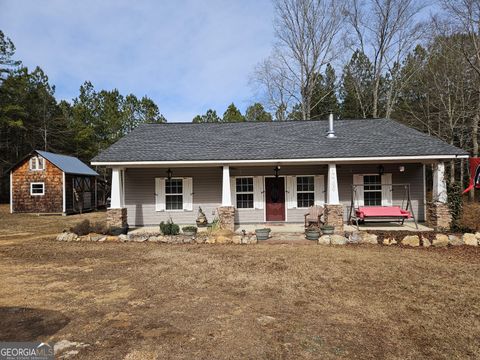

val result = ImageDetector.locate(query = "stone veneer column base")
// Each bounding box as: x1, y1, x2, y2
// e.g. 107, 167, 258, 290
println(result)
427, 202, 451, 231
324, 204, 344, 232
107, 208, 128, 229
217, 206, 235, 232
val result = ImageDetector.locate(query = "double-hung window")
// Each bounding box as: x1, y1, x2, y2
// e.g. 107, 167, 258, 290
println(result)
165, 178, 183, 210
296, 176, 315, 208
363, 175, 382, 206
236, 177, 254, 209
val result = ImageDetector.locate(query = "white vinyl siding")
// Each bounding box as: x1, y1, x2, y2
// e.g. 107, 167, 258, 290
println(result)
155, 177, 193, 211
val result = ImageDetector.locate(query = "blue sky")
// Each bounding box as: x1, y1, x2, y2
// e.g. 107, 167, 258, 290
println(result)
1, 0, 275, 122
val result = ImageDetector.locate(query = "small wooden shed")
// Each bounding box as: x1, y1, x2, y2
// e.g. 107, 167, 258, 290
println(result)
8, 150, 99, 215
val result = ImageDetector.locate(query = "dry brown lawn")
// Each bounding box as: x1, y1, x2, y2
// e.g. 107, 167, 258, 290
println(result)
0, 205, 479, 359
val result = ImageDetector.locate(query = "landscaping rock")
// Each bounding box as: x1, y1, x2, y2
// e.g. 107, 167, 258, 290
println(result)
448, 235, 463, 246
383, 238, 397, 246
432, 234, 449, 247
256, 315, 276, 326
118, 234, 130, 242
422, 238, 431, 248
90, 233, 103, 242
348, 232, 377, 244
133, 235, 148, 242
475, 232, 480, 240
402, 235, 420, 247
98, 236, 107, 242
330, 235, 347, 245
105, 236, 119, 242
361, 233, 378, 244
463, 233, 478, 246
318, 235, 330, 245
56, 232, 78, 242
232, 235, 242, 244
214, 235, 232, 244
347, 232, 361, 244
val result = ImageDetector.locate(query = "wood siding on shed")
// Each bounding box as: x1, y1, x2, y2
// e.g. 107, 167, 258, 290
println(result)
124, 163, 425, 226
12, 157, 63, 213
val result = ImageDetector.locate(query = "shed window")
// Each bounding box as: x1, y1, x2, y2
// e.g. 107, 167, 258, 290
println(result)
236, 177, 254, 209
30, 182, 45, 196
29, 156, 45, 171
297, 176, 315, 208
165, 178, 183, 210
364, 175, 382, 206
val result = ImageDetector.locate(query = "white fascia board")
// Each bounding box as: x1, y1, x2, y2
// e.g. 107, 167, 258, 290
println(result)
91, 154, 469, 167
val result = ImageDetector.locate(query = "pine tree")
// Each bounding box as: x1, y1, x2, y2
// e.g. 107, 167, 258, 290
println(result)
222, 103, 245, 122
245, 103, 272, 122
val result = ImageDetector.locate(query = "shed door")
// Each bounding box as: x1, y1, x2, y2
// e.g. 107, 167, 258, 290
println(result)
265, 177, 285, 221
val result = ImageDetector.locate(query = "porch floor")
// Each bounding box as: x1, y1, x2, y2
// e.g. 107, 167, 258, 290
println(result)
129, 221, 432, 235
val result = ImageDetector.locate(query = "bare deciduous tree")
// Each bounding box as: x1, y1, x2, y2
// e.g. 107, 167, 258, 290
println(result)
253, 0, 345, 120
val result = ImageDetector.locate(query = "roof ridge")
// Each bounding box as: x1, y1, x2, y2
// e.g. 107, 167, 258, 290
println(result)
140, 118, 390, 125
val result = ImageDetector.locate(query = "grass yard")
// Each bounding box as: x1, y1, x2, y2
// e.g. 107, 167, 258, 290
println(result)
0, 205, 479, 359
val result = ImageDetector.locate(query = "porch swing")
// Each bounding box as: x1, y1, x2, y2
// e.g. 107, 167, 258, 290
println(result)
348, 183, 418, 230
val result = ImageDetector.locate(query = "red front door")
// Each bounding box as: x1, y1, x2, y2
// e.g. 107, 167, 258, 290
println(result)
265, 177, 285, 221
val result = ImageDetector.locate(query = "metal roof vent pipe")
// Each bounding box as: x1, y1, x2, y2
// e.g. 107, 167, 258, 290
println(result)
326, 113, 337, 138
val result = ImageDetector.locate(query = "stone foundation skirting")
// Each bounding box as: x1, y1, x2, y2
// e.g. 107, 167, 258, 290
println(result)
427, 202, 452, 231
107, 208, 127, 229
324, 204, 344, 232
218, 206, 235, 232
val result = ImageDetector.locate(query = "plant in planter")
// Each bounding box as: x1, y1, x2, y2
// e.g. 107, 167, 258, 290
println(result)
305, 225, 321, 240
182, 226, 198, 236
321, 224, 335, 235
255, 228, 271, 240
196, 207, 208, 227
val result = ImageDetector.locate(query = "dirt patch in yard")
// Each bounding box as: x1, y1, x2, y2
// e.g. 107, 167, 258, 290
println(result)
0, 205, 479, 359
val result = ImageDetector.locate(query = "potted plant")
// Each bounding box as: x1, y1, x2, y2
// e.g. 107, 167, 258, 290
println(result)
255, 228, 271, 240
182, 226, 198, 236
305, 225, 321, 241
321, 224, 335, 235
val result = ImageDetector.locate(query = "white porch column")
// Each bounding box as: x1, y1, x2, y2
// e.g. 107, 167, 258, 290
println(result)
222, 165, 232, 206
327, 163, 340, 204
432, 162, 447, 203
110, 167, 125, 208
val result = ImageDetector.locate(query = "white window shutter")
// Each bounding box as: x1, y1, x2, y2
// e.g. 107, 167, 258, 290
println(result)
286, 176, 297, 209
381, 173, 393, 206
353, 174, 364, 207
183, 177, 193, 211
155, 178, 165, 211
314, 175, 325, 206
253, 176, 264, 209
230, 177, 236, 207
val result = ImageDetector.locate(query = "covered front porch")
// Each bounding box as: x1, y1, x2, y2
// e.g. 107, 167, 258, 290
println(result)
107, 158, 451, 232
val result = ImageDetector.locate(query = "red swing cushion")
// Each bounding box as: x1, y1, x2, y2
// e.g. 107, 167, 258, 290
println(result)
356, 206, 412, 220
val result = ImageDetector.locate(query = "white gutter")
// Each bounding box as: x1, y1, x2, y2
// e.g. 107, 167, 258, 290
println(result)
92, 154, 468, 167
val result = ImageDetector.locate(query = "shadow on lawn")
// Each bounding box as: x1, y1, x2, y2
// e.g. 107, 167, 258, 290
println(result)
0, 307, 70, 341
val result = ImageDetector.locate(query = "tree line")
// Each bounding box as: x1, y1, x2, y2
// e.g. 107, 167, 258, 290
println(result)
1, 0, 479, 200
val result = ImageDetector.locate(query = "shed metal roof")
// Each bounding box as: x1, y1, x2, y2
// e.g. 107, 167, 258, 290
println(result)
91, 119, 468, 163
36, 151, 99, 176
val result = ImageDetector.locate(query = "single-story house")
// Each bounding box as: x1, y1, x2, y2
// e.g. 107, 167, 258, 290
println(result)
91, 118, 468, 231
8, 150, 99, 214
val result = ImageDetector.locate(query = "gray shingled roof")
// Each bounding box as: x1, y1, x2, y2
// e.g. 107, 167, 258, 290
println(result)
37, 151, 99, 176
92, 119, 468, 163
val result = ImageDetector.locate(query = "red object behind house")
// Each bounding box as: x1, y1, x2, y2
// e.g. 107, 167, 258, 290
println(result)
356, 206, 412, 220
463, 158, 480, 194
